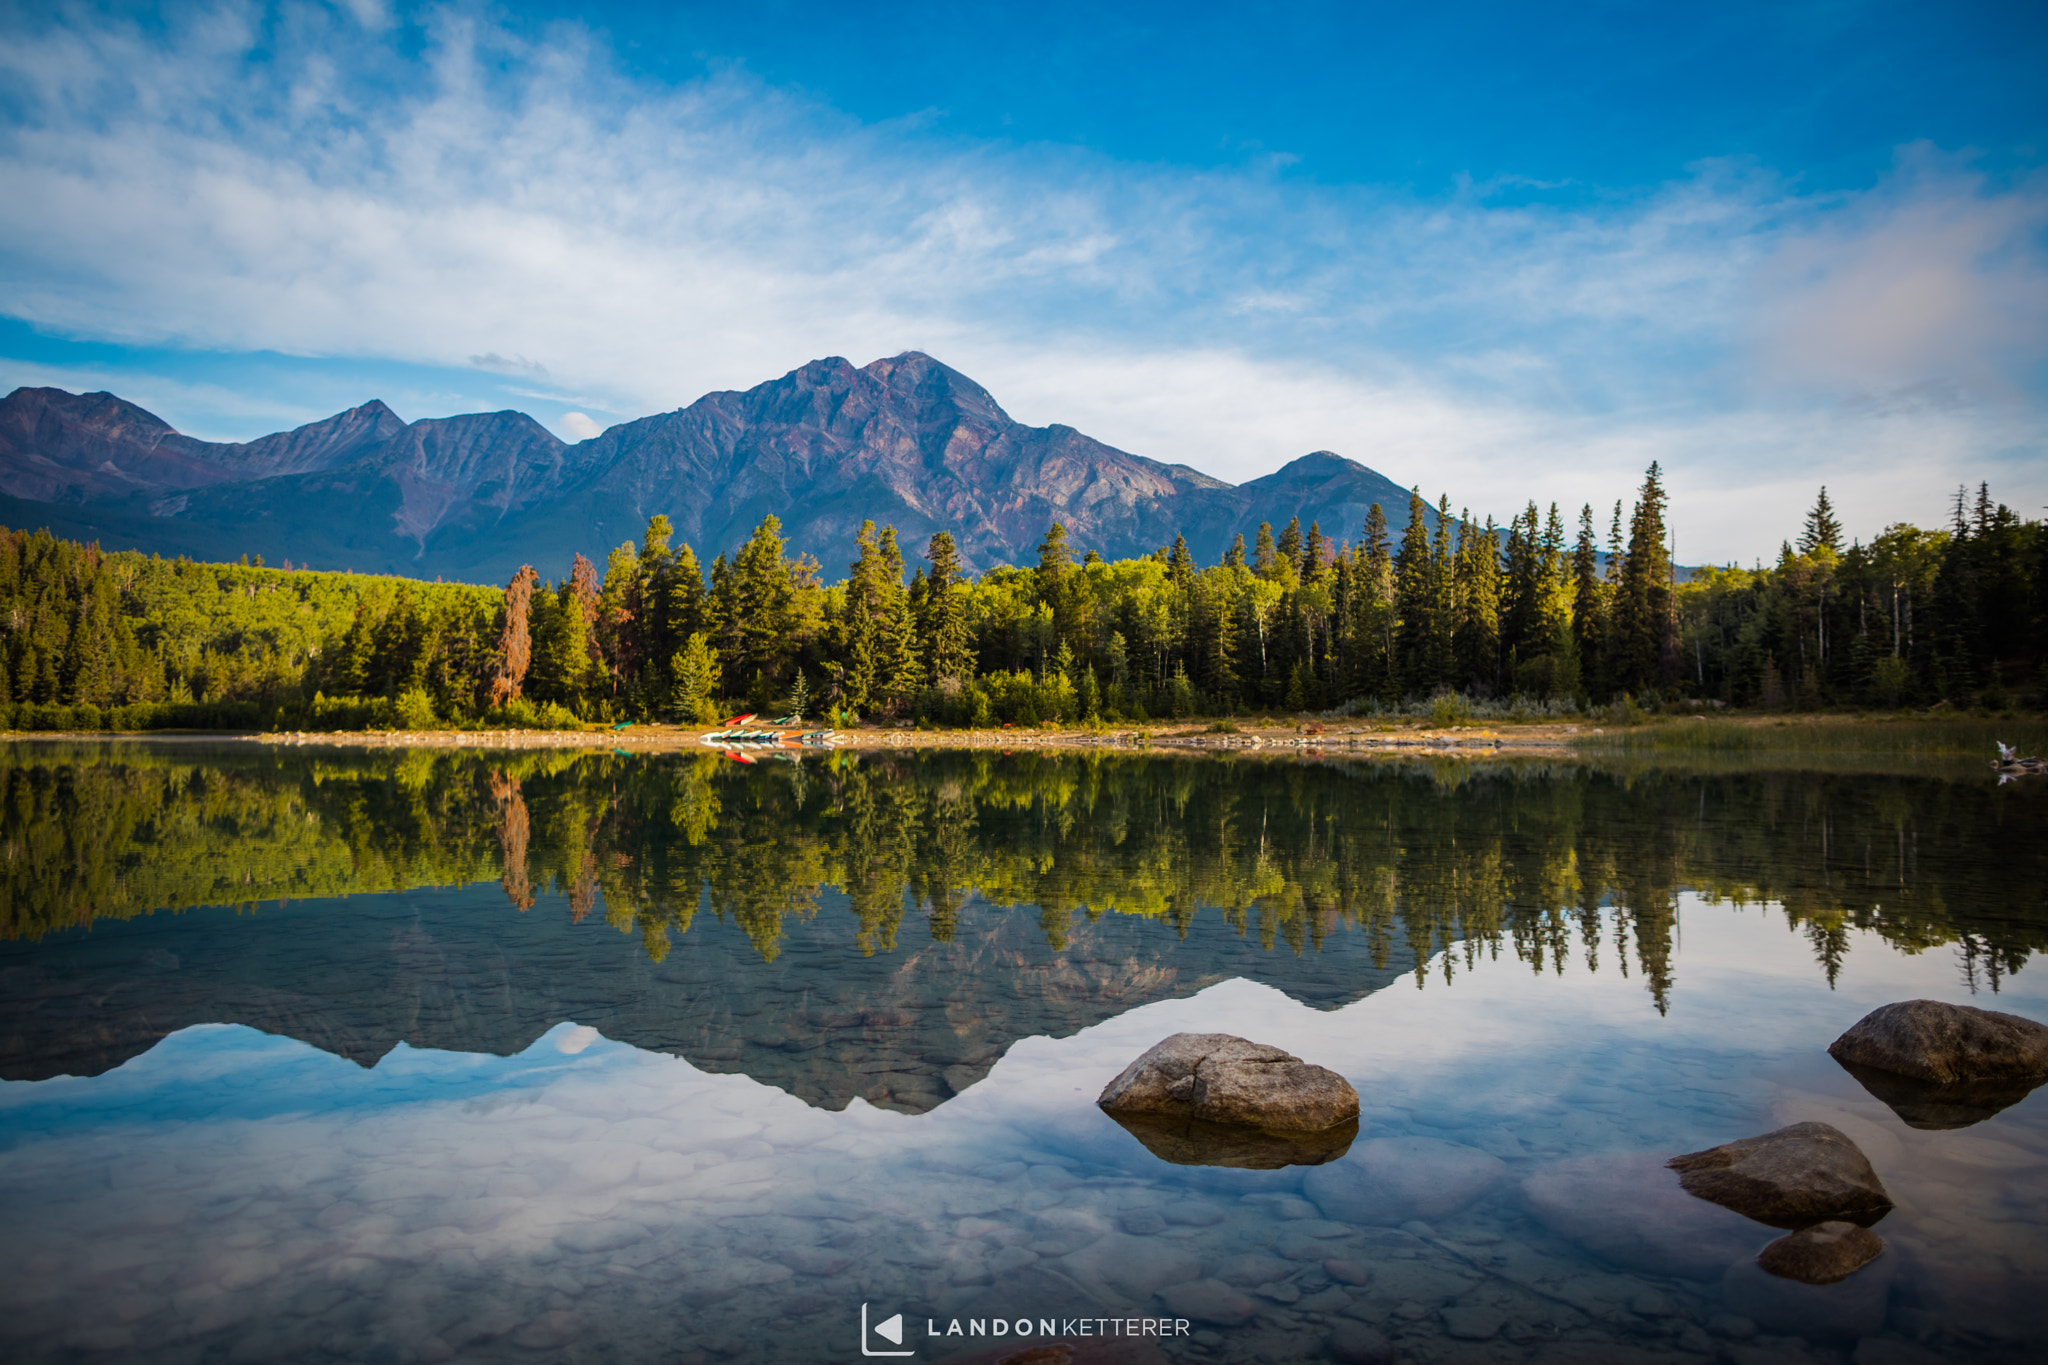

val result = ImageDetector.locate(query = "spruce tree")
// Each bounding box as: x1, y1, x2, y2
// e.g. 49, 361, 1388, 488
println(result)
1799, 486, 1843, 557
922, 532, 976, 684
1224, 533, 1247, 570
1253, 523, 1280, 580
1394, 490, 1434, 694
1615, 462, 1676, 694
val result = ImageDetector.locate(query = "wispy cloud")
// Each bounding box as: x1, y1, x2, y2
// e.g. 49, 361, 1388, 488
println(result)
0, 0, 2041, 558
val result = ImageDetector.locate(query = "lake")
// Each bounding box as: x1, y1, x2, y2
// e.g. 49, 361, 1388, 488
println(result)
1, 739, 2044, 1365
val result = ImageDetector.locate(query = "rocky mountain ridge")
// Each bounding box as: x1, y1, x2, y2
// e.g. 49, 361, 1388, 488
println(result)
0, 352, 1422, 582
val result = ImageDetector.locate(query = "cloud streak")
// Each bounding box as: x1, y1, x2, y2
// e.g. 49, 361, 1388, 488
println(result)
0, 0, 2041, 559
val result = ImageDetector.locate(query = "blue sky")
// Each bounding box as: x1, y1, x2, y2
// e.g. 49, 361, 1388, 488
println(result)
1, 0, 2043, 560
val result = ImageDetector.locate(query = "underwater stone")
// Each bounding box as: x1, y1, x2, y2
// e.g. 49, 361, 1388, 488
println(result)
1722, 1250, 1894, 1341
1327, 1321, 1394, 1364
1302, 1136, 1505, 1226
1154, 1278, 1258, 1326
1828, 1000, 2048, 1086
1096, 1033, 1359, 1132
1522, 1151, 1764, 1280
1756, 1221, 1885, 1285
1667, 1123, 1893, 1229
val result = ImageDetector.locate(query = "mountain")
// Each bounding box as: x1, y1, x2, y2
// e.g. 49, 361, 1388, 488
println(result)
0, 353, 1424, 583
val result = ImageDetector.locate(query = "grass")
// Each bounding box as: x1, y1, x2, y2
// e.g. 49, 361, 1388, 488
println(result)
1576, 713, 2048, 758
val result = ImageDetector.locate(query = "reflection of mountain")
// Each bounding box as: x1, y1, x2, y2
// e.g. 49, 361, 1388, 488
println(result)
3, 740, 2041, 1110
0, 880, 1408, 1112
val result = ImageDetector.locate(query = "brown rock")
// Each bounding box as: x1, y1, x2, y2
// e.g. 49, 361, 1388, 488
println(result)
1757, 1221, 1886, 1285
1667, 1122, 1892, 1229
1828, 999, 2048, 1085
1096, 1033, 1359, 1132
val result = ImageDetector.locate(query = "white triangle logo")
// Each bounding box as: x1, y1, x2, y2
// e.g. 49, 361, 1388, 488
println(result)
874, 1314, 903, 1345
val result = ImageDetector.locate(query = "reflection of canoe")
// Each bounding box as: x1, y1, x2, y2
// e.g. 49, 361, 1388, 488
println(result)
700, 728, 839, 749
721, 750, 757, 765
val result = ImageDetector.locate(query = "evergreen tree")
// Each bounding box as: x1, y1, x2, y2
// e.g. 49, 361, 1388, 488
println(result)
1036, 523, 1074, 646
1615, 462, 1676, 694
1572, 504, 1605, 696
877, 527, 923, 710
1394, 490, 1435, 694
1253, 523, 1280, 580
922, 532, 976, 684
670, 632, 720, 723
1799, 486, 1844, 557
1224, 533, 1247, 570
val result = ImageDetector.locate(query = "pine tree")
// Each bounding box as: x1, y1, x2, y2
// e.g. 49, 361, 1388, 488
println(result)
670, 631, 720, 723
1277, 518, 1304, 580
1453, 511, 1500, 691
1394, 490, 1435, 694
877, 527, 923, 710
1036, 523, 1073, 646
922, 532, 976, 684
1799, 486, 1843, 557
1572, 504, 1605, 696
1253, 523, 1280, 580
1224, 533, 1247, 570
1615, 462, 1676, 694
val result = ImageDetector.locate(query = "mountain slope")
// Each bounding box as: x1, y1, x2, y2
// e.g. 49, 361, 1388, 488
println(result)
0, 354, 1429, 582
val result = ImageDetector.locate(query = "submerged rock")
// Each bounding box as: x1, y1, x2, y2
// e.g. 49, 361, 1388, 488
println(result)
1096, 1033, 1359, 1132
1103, 1111, 1358, 1169
1757, 1221, 1886, 1285
1666, 1122, 1892, 1229
1304, 1135, 1505, 1226
1521, 1151, 1765, 1281
1835, 1057, 2047, 1130
1828, 999, 2048, 1085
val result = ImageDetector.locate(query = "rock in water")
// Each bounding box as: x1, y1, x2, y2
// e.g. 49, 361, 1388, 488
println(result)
1304, 1135, 1505, 1226
1666, 1123, 1892, 1229
1827, 1001, 2048, 1127
1757, 1221, 1886, 1285
1097, 1033, 1359, 1132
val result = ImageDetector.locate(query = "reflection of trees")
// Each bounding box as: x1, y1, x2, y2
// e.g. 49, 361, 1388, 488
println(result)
5, 744, 2044, 1005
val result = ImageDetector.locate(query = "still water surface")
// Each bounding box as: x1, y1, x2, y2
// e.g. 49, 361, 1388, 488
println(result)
1, 741, 2044, 1365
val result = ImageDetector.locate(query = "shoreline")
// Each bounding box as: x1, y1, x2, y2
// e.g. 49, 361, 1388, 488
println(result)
3, 721, 1592, 758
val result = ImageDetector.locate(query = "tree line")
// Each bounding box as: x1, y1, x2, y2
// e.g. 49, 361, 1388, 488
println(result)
2, 463, 2042, 731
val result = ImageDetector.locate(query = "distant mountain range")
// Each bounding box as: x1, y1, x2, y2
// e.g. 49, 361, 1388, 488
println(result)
0, 352, 1424, 583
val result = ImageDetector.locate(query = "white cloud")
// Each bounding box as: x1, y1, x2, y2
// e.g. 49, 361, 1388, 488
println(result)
0, 1, 2041, 561
559, 410, 601, 441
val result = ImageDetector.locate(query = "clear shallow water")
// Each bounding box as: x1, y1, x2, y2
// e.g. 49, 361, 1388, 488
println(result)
1, 741, 2045, 1365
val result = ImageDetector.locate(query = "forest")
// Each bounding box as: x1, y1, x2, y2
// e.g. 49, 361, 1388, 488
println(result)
1, 463, 2043, 732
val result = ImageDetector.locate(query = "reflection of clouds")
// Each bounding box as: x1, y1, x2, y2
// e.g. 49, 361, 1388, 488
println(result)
2, 897, 2045, 1358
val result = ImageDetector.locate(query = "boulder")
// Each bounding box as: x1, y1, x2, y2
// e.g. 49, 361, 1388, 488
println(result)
1304, 1135, 1504, 1226
1834, 1058, 2046, 1131
1521, 1151, 1766, 1281
1096, 1033, 1359, 1132
1756, 1221, 1885, 1285
1104, 1111, 1357, 1170
1667, 1123, 1892, 1229
1827, 999, 2048, 1085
